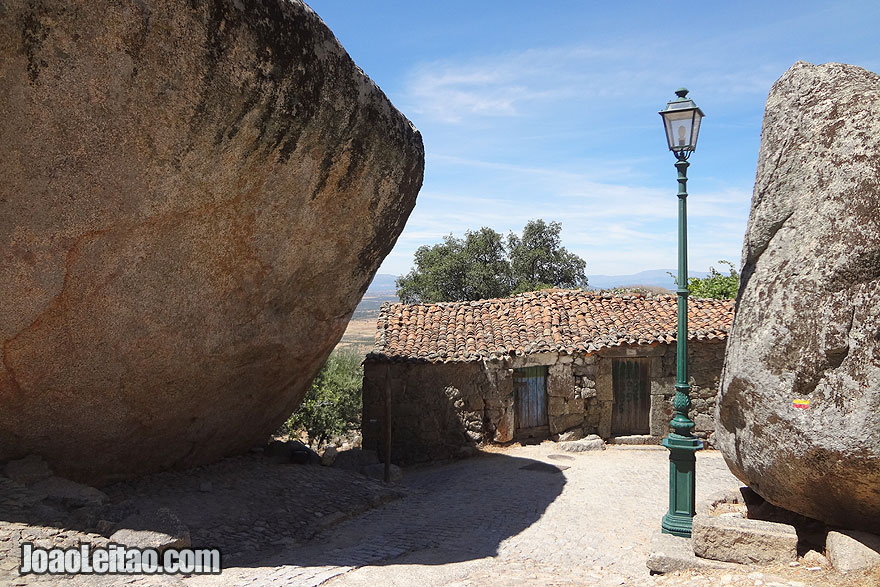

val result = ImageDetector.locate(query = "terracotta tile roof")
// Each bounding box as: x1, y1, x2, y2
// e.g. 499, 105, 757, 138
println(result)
368, 289, 734, 363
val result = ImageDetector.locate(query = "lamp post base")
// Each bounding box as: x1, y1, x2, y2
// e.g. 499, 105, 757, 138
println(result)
661, 434, 703, 537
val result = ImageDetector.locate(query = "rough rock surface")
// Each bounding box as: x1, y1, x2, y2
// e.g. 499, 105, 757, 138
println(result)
825, 530, 880, 573
558, 435, 605, 453
109, 508, 191, 551
716, 62, 880, 531
691, 513, 797, 565
0, 0, 424, 484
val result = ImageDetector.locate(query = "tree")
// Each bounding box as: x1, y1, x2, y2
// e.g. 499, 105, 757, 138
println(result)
285, 349, 363, 447
684, 260, 739, 299
508, 220, 587, 295
396, 220, 588, 303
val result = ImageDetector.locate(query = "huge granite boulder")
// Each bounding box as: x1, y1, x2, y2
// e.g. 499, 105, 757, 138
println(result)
0, 0, 423, 484
716, 62, 880, 532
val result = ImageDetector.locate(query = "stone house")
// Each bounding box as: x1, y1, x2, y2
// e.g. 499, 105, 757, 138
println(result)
362, 289, 734, 464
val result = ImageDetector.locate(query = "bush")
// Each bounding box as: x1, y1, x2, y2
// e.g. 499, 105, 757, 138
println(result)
687, 260, 739, 299
668, 260, 739, 299
284, 349, 363, 447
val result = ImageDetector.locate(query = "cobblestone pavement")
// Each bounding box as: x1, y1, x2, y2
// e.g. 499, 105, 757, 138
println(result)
3, 444, 877, 586
0, 453, 403, 586
186, 445, 876, 587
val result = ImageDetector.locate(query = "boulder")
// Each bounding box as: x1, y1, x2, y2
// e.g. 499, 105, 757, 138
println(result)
0, 0, 423, 485
716, 61, 880, 532
332, 448, 380, 472
265, 439, 319, 465
30, 476, 108, 508
4, 455, 53, 486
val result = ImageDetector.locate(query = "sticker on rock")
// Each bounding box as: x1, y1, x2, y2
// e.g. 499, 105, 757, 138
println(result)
792, 399, 810, 410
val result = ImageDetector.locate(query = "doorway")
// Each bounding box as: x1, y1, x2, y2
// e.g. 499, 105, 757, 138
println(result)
514, 366, 548, 437
611, 358, 650, 435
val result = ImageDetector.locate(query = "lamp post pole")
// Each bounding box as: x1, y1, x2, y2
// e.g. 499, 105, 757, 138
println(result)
660, 157, 702, 537
658, 88, 705, 538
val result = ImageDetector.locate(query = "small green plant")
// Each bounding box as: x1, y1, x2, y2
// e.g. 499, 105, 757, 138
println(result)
285, 349, 363, 447
670, 260, 739, 299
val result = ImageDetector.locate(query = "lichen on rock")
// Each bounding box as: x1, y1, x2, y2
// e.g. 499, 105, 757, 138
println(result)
716, 61, 880, 532
0, 0, 424, 484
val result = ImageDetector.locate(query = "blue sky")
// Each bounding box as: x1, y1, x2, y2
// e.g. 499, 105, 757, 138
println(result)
307, 1, 879, 278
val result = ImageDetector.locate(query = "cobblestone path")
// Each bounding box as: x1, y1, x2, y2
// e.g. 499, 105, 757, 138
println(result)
4, 444, 873, 586
188, 445, 742, 586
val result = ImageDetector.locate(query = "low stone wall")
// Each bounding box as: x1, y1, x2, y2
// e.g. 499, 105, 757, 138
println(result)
363, 340, 727, 463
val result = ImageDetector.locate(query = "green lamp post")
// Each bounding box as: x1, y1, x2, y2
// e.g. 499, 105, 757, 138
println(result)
658, 88, 705, 537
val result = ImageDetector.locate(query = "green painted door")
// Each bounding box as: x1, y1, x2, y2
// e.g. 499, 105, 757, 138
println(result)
611, 358, 650, 435
514, 366, 548, 431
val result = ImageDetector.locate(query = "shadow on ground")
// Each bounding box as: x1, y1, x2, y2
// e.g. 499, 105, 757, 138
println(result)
1, 450, 565, 575
231, 451, 567, 571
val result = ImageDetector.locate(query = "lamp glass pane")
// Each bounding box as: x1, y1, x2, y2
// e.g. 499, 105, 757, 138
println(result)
691, 111, 703, 148
663, 110, 694, 150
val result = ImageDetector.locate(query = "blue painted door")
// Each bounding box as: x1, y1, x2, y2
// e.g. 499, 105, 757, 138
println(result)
514, 366, 548, 430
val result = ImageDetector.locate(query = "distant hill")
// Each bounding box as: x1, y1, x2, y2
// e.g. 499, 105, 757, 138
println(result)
363, 270, 713, 301
365, 273, 398, 295
587, 269, 709, 291
350, 274, 400, 321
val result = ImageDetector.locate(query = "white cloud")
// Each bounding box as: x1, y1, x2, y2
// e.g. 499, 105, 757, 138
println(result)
401, 41, 781, 126
380, 170, 751, 277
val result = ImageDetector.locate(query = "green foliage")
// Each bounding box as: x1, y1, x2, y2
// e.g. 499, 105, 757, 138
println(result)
683, 260, 739, 299
507, 220, 587, 294
396, 220, 588, 303
286, 349, 363, 447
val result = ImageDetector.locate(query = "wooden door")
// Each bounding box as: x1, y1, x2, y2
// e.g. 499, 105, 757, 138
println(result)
611, 358, 650, 435
514, 366, 548, 432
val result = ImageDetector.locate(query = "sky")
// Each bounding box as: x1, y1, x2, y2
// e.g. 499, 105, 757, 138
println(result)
307, 0, 879, 278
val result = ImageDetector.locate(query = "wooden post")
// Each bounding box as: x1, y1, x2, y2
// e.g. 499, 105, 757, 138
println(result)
384, 365, 392, 483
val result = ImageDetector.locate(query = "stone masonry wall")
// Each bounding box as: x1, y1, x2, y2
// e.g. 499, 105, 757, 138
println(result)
362, 360, 512, 464
661, 340, 727, 442
363, 340, 727, 463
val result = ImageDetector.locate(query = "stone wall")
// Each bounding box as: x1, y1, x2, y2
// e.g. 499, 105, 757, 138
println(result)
363, 340, 727, 463
362, 360, 513, 464
664, 340, 728, 441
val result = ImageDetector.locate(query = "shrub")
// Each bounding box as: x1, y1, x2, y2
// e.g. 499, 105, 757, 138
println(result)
687, 260, 739, 299
285, 349, 363, 447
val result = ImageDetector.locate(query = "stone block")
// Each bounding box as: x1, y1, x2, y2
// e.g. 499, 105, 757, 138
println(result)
321, 446, 338, 467
647, 531, 740, 574
556, 428, 584, 442
566, 397, 584, 414
550, 413, 584, 435
548, 396, 567, 417
692, 513, 797, 565
558, 435, 604, 453
826, 530, 880, 573
110, 508, 191, 552
693, 413, 714, 433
